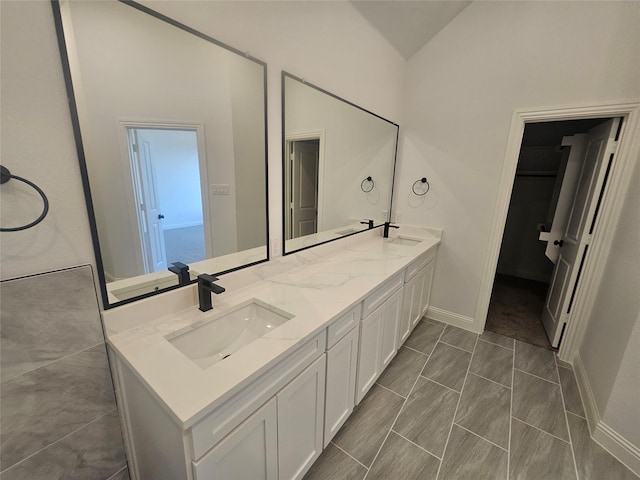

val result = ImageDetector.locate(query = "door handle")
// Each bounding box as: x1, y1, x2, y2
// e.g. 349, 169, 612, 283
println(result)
158, 214, 165, 219
554, 239, 564, 247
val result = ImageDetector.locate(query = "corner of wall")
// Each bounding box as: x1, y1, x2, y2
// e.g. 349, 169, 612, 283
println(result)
573, 351, 640, 477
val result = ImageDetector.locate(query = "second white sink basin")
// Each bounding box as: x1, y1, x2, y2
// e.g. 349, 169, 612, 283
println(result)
166, 299, 294, 369
389, 237, 422, 247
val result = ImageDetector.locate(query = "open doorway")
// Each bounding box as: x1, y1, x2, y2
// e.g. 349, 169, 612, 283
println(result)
485, 117, 620, 350
126, 126, 210, 273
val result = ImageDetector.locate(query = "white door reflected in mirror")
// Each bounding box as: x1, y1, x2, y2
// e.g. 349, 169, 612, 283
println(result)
287, 139, 320, 240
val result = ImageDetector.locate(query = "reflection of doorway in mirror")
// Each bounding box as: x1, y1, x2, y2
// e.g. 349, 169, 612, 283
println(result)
286, 139, 320, 239
284, 133, 325, 240
126, 127, 209, 273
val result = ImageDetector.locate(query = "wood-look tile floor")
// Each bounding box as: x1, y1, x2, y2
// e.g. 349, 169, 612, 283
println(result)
304, 319, 638, 480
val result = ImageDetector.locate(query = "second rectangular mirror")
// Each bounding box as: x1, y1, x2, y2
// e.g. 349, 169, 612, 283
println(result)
282, 72, 399, 254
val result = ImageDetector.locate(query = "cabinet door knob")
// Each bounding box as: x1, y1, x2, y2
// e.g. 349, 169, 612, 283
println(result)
554, 239, 564, 247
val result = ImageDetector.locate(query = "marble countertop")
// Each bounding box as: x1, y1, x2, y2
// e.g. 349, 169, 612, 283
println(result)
106, 246, 267, 303
106, 227, 440, 429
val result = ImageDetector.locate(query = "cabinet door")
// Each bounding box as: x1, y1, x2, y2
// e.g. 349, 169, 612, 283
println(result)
380, 288, 402, 369
420, 260, 435, 317
399, 270, 425, 348
277, 354, 326, 480
398, 279, 416, 348
324, 326, 359, 447
193, 398, 278, 480
411, 268, 426, 328
356, 305, 383, 404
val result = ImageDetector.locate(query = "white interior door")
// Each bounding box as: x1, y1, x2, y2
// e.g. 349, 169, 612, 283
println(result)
129, 129, 167, 272
541, 118, 620, 347
291, 141, 319, 238
544, 134, 587, 263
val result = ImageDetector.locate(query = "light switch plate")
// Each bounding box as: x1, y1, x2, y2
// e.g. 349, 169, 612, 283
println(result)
211, 184, 230, 195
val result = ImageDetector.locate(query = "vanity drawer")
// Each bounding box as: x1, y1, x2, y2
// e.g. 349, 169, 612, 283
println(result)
404, 248, 437, 283
361, 273, 403, 319
326, 304, 361, 348
190, 331, 326, 460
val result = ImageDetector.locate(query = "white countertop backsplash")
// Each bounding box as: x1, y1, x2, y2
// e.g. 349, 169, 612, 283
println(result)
103, 226, 441, 428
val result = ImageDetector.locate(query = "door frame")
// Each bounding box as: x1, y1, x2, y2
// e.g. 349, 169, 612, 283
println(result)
475, 103, 640, 362
117, 120, 212, 274
284, 131, 326, 239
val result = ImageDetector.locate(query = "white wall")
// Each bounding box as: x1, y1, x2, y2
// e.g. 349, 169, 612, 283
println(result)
0, 1, 96, 281
395, 0, 640, 324
229, 53, 268, 251
579, 158, 640, 448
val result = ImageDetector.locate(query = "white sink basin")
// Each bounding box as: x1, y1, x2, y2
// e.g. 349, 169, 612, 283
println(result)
389, 237, 422, 247
166, 299, 294, 369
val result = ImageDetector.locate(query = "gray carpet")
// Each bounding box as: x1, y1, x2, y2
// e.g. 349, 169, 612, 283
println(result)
163, 225, 206, 265
485, 274, 554, 350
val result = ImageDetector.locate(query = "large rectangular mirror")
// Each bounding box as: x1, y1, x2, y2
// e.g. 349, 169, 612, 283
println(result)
53, 0, 268, 308
282, 72, 398, 254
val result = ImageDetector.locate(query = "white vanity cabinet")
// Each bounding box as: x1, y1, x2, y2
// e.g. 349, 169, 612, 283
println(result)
276, 354, 326, 480
420, 256, 436, 317
323, 304, 360, 446
115, 332, 327, 480
355, 273, 404, 404
398, 249, 437, 348
194, 355, 326, 480
193, 397, 278, 480
110, 236, 441, 480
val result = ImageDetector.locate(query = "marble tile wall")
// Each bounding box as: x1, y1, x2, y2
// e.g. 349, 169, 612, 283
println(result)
0, 266, 129, 480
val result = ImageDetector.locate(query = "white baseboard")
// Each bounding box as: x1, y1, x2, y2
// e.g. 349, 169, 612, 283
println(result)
573, 353, 601, 431
425, 306, 478, 333
573, 352, 640, 477
593, 423, 640, 477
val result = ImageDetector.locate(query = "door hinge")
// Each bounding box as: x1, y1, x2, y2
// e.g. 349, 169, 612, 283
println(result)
132, 143, 139, 153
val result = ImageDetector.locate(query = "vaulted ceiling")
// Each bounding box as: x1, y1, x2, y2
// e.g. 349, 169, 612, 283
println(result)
349, 0, 472, 59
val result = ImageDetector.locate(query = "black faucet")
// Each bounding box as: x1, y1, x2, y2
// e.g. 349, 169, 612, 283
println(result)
197, 274, 226, 312
383, 221, 399, 238
360, 219, 374, 229
168, 262, 190, 286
